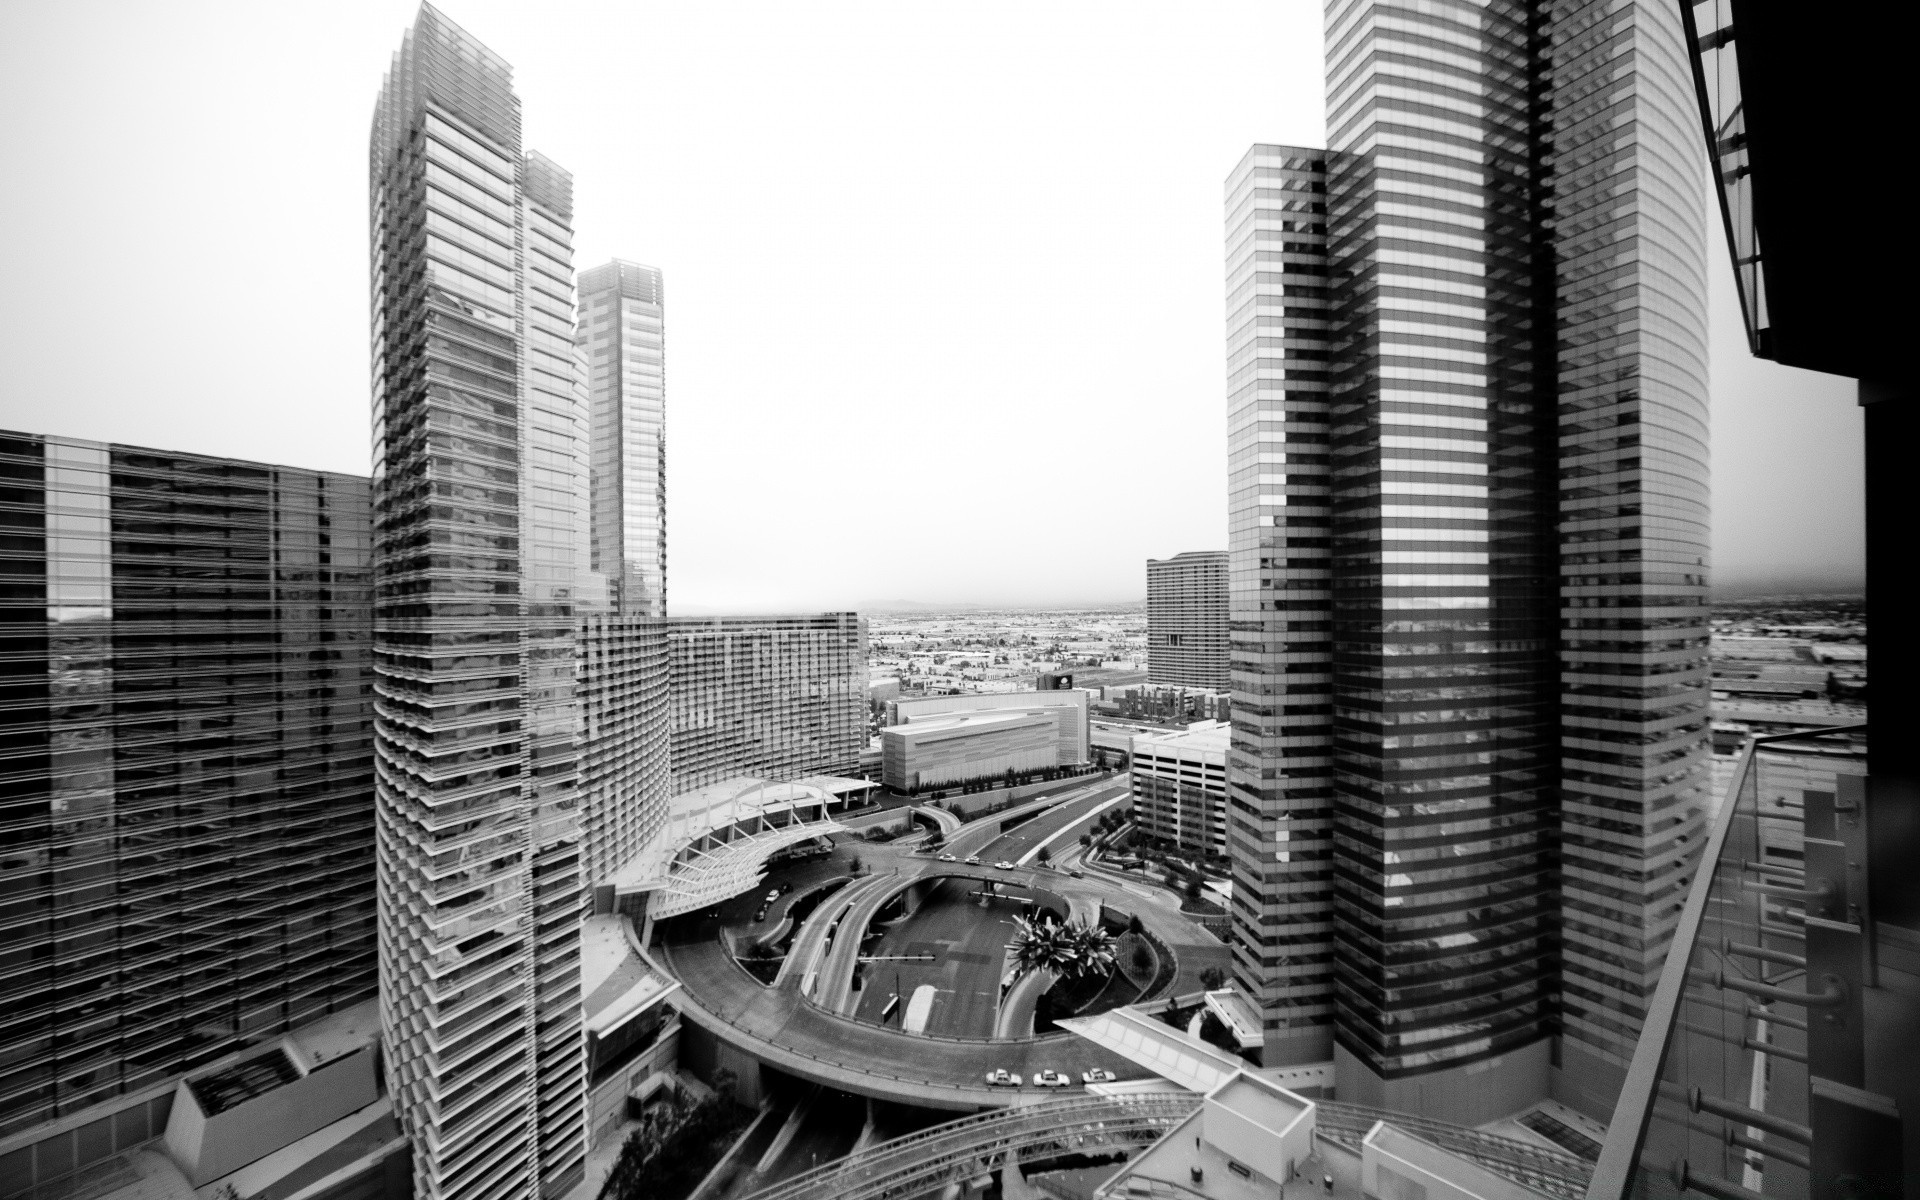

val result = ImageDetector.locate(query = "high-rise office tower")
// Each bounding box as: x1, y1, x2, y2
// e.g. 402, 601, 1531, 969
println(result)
1226, 0, 1710, 1123
0, 433, 375, 1173
579, 260, 666, 619
1147, 550, 1230, 691
667, 614, 868, 793
576, 260, 672, 884
370, 8, 599, 1196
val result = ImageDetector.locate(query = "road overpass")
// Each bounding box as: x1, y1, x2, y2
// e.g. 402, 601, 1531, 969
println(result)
649, 787, 1227, 1109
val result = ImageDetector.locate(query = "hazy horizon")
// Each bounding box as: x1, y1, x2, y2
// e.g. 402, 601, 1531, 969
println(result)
0, 1, 1865, 611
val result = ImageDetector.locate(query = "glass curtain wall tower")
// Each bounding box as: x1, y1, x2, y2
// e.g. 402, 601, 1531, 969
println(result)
579, 260, 666, 620
575, 260, 671, 885
369, 8, 599, 1197
1226, 0, 1709, 1124
0, 433, 375, 1155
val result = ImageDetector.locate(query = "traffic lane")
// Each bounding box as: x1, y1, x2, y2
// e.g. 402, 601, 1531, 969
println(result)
756, 1088, 866, 1186
942, 777, 1120, 859
943, 785, 1121, 865
851, 878, 1030, 1037
981, 785, 1127, 863
654, 931, 1154, 1106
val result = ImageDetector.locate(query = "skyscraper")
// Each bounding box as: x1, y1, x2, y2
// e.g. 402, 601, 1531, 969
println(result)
369, 8, 597, 1196
0, 432, 375, 1177
1226, 0, 1710, 1123
1147, 550, 1230, 691
576, 260, 672, 885
579, 260, 667, 619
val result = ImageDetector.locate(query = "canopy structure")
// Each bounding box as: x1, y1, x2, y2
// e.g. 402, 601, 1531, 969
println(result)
1055, 1006, 1247, 1094
607, 776, 853, 919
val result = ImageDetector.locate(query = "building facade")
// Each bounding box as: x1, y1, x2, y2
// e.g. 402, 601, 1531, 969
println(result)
370, 8, 600, 1195
880, 711, 1058, 792
1147, 550, 1230, 691
0, 433, 376, 1175
578, 260, 666, 619
668, 614, 867, 792
1130, 723, 1231, 858
887, 689, 1090, 767
575, 260, 670, 895
1226, 0, 1710, 1123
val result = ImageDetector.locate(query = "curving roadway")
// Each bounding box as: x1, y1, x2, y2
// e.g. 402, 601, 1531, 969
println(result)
650, 783, 1229, 1110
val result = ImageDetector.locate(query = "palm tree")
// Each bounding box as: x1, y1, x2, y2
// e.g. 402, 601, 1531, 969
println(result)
1007, 916, 1115, 981
1065, 923, 1116, 977
1007, 915, 1075, 980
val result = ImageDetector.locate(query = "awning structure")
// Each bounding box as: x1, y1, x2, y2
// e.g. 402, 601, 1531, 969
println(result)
616, 820, 847, 919
1055, 1006, 1247, 1094
606, 776, 853, 918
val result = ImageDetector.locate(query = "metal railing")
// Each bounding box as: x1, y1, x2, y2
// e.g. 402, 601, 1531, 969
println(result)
732, 1091, 1202, 1200
726, 1089, 1596, 1200
1586, 726, 1870, 1200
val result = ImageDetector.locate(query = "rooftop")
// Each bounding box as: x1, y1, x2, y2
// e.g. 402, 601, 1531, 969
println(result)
882, 710, 1053, 738
581, 914, 678, 1036
1131, 721, 1232, 754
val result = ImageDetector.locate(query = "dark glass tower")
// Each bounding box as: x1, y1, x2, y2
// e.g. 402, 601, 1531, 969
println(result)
1227, 0, 1711, 1123
0, 432, 375, 1144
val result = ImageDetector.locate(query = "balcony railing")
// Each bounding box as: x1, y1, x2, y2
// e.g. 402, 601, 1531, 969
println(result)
1586, 725, 1881, 1200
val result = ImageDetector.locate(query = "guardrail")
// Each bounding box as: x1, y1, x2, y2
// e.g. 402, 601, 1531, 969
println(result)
731, 1091, 1202, 1200
1585, 726, 1872, 1200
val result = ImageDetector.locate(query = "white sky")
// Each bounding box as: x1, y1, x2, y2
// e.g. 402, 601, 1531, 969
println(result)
0, 1, 1862, 611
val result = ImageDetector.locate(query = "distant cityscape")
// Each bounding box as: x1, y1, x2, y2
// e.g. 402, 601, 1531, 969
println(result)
0, 5, 1909, 1200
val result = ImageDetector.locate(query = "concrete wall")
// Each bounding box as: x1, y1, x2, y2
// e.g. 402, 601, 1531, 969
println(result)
1362, 1123, 1543, 1200
1263, 1026, 1336, 1071
588, 1021, 681, 1149
675, 1020, 766, 1108
164, 1046, 379, 1186
1332, 1038, 1549, 1129
1550, 1037, 1629, 1124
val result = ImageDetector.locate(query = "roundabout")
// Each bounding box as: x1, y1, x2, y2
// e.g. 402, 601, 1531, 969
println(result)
642, 782, 1232, 1109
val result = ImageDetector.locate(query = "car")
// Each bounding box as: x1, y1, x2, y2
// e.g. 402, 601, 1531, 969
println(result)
754, 904, 769, 922
994, 861, 1016, 871
1081, 1069, 1116, 1084
985, 1069, 1020, 1087
966, 855, 982, 865
765, 889, 781, 903
938, 853, 957, 862
1068, 869, 1084, 879
778, 881, 793, 894
1032, 1070, 1071, 1087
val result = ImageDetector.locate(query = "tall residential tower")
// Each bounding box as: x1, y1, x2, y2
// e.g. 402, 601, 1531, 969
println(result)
1226, 0, 1710, 1124
370, 8, 598, 1196
1147, 550, 1230, 691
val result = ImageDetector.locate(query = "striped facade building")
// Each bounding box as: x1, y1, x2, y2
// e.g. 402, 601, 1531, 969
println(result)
1147, 550, 1230, 691
1226, 0, 1710, 1124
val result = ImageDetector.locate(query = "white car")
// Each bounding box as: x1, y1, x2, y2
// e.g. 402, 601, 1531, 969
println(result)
1081, 1069, 1116, 1084
966, 855, 982, 865
1032, 1070, 1071, 1087
985, 1069, 1020, 1087
938, 853, 957, 862
765, 889, 781, 903
994, 861, 1016, 871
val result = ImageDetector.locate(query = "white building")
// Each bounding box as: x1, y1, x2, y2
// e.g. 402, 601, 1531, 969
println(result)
886, 689, 1090, 766
1130, 721, 1231, 856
